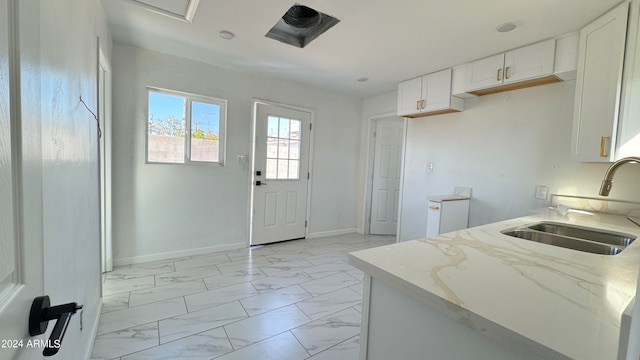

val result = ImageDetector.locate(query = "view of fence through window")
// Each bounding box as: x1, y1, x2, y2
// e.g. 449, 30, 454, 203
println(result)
147, 90, 224, 164
266, 116, 301, 179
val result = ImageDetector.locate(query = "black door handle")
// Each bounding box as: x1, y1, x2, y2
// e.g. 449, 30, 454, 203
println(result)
29, 296, 83, 357
255, 180, 268, 186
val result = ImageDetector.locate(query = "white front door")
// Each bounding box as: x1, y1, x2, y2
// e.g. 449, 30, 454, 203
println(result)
251, 102, 311, 245
0, 0, 45, 357
370, 118, 404, 235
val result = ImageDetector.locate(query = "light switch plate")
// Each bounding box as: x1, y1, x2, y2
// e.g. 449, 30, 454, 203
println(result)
535, 186, 548, 200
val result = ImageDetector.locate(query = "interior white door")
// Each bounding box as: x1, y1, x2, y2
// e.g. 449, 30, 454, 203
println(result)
252, 102, 311, 245
370, 118, 404, 235
0, 0, 45, 357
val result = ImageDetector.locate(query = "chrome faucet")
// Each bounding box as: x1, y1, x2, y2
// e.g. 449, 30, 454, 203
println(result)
598, 156, 640, 196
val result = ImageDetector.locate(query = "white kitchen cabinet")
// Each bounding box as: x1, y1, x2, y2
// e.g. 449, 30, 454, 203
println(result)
571, 2, 629, 162
465, 39, 558, 96
426, 196, 470, 237
397, 68, 464, 118
618, 1, 640, 159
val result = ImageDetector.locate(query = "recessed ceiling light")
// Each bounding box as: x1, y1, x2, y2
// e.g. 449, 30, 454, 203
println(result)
357, 77, 369, 82
219, 30, 235, 40
497, 22, 517, 33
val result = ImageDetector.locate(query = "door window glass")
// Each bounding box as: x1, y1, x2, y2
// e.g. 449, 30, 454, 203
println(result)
265, 116, 301, 179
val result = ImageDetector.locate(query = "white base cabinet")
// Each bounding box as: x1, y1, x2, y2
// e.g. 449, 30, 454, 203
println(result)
360, 276, 529, 360
426, 197, 470, 237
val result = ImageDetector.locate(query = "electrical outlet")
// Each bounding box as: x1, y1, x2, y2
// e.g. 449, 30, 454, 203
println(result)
535, 186, 548, 200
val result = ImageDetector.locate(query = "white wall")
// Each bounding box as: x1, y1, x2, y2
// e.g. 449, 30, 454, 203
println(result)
361, 82, 640, 242
111, 43, 362, 264
37, 0, 111, 358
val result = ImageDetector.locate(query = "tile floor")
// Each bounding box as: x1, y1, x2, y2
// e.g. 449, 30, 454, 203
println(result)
91, 233, 395, 360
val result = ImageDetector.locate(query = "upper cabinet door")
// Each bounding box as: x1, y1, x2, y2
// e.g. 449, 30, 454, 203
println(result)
397, 77, 423, 116
571, 2, 629, 162
424, 68, 452, 112
465, 54, 505, 91
503, 39, 556, 84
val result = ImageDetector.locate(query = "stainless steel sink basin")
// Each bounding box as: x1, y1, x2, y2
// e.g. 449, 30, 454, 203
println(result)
502, 230, 623, 255
501, 222, 635, 255
527, 222, 635, 247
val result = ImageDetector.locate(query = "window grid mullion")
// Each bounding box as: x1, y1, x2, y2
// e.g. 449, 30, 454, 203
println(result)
184, 97, 192, 163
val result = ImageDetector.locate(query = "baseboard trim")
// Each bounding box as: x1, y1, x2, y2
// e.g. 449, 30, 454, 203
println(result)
307, 228, 357, 239
113, 242, 247, 266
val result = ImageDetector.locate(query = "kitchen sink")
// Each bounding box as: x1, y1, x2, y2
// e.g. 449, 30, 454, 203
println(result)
528, 222, 635, 247
501, 222, 636, 255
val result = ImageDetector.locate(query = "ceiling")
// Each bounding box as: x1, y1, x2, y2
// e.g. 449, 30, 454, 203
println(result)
102, 0, 623, 98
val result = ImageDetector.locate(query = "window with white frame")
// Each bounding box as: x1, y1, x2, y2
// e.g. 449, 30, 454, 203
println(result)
146, 88, 227, 164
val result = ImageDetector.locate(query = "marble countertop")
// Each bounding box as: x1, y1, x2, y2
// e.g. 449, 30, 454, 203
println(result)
349, 206, 640, 360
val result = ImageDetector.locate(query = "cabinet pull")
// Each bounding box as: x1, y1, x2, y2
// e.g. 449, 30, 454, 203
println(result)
505, 66, 510, 79
421, 99, 425, 109
497, 68, 502, 81
600, 136, 610, 157
429, 205, 440, 210
416, 100, 420, 110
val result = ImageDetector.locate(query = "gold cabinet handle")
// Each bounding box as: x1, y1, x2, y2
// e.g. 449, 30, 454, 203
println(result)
497, 68, 502, 81
421, 99, 425, 109
600, 136, 610, 157
416, 100, 420, 110
429, 205, 440, 210
505, 66, 510, 79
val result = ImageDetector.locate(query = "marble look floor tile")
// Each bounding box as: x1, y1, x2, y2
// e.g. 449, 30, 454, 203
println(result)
304, 254, 349, 266
120, 327, 232, 360
172, 253, 231, 270
154, 265, 221, 286
203, 269, 266, 290
92, 323, 159, 360
215, 331, 309, 360
216, 256, 272, 274
102, 292, 130, 313
130, 256, 189, 268
224, 304, 310, 349
184, 282, 259, 312
265, 251, 313, 263
128, 280, 207, 307
107, 263, 175, 280
240, 285, 312, 316
291, 307, 361, 355
98, 298, 187, 335
225, 246, 276, 262
348, 283, 363, 296
251, 270, 314, 293
299, 272, 360, 297
296, 287, 362, 320
345, 269, 364, 281
303, 263, 357, 280
259, 260, 315, 276
103, 275, 156, 296
95, 234, 395, 360
159, 301, 248, 344
307, 335, 360, 360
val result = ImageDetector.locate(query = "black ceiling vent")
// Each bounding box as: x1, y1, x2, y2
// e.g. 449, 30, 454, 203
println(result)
265, 4, 340, 48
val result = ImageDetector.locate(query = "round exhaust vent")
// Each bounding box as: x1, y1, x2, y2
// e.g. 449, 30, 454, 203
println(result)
283, 5, 320, 28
